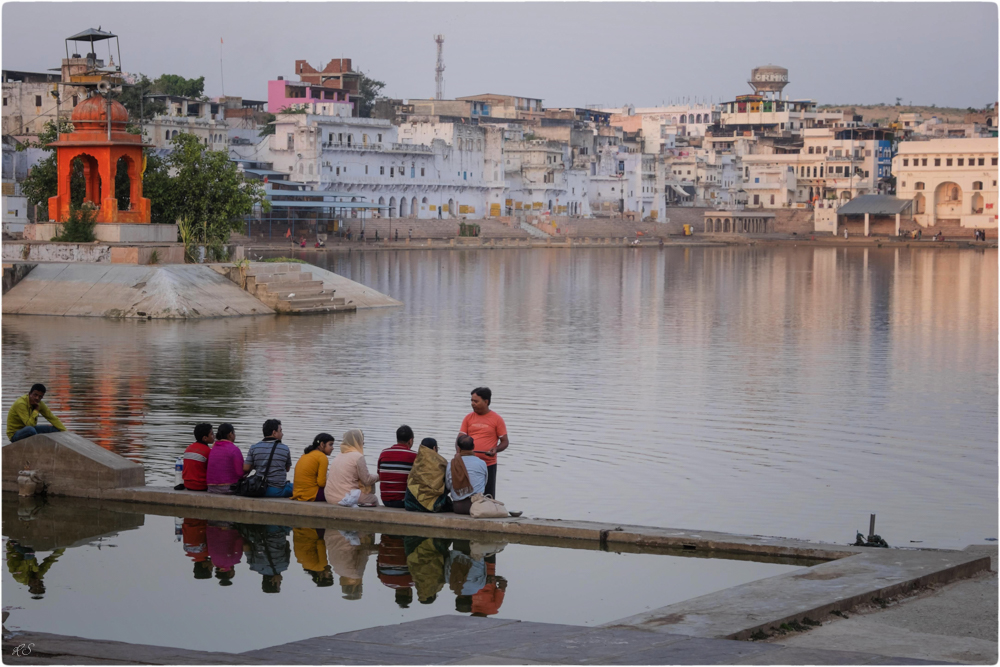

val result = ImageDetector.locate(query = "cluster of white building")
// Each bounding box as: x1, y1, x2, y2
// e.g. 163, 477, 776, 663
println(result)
3, 55, 998, 234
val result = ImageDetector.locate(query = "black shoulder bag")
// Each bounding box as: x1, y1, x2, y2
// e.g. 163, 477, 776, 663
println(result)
233, 441, 280, 497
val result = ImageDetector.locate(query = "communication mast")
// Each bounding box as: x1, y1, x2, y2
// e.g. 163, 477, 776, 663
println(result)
434, 34, 445, 100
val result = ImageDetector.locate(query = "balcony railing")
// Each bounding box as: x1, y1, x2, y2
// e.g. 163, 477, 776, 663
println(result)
321, 141, 434, 154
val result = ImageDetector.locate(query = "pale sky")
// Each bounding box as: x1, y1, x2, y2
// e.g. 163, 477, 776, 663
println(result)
3, 2, 997, 109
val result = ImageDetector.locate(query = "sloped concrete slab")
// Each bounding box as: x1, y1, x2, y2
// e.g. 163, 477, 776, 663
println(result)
493, 627, 689, 663
599, 636, 781, 664
2, 263, 274, 318
1, 431, 145, 495
609, 548, 990, 640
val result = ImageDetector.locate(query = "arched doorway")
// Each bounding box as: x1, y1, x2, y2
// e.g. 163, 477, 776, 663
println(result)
115, 156, 135, 211
972, 192, 984, 214
448, 198, 455, 218
914, 193, 926, 215
72, 154, 100, 208
935, 182, 962, 219
399, 197, 409, 217
389, 196, 397, 218
411, 197, 418, 218
723, 219, 730, 233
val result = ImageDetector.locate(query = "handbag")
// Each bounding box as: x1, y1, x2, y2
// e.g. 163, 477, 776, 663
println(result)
469, 493, 508, 519
233, 441, 279, 497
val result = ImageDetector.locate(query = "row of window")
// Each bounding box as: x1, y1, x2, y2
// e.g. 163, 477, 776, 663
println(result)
909, 181, 987, 191
902, 157, 995, 167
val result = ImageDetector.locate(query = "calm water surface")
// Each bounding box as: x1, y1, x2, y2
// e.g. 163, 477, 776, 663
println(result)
2, 498, 800, 652
2, 247, 996, 549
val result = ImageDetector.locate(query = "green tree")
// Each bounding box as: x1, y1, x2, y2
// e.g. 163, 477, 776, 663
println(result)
114, 74, 167, 122
152, 74, 205, 99
356, 72, 385, 118
19, 120, 81, 220
164, 133, 268, 259
258, 112, 277, 137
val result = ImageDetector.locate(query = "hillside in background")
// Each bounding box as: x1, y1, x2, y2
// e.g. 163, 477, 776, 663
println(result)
818, 104, 990, 125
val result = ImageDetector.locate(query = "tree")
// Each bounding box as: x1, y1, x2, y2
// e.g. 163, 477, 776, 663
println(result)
152, 74, 205, 99
356, 72, 385, 118
114, 74, 167, 122
162, 133, 268, 259
19, 119, 80, 220
258, 112, 277, 137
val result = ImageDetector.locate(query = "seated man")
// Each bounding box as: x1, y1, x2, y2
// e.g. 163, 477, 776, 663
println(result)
182, 423, 215, 492
446, 435, 489, 515
7, 383, 66, 443
377, 425, 418, 509
404, 439, 452, 513
245, 419, 293, 498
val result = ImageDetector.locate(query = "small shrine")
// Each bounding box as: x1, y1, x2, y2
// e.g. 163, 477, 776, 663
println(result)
47, 94, 151, 224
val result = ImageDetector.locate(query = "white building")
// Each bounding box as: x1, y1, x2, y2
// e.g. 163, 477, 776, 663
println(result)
142, 94, 229, 152
893, 138, 999, 229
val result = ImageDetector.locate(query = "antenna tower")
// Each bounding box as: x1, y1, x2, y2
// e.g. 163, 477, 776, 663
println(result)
434, 34, 445, 100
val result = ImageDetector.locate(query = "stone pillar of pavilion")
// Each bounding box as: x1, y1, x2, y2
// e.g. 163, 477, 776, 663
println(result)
47, 94, 150, 224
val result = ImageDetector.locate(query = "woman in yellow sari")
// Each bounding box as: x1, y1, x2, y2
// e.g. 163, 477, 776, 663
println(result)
324, 429, 380, 507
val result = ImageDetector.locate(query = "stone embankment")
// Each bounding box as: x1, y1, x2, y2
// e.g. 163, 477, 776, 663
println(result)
1, 261, 399, 319
1, 430, 991, 654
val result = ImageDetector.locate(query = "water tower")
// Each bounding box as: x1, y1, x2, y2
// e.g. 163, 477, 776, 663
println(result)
748, 65, 789, 98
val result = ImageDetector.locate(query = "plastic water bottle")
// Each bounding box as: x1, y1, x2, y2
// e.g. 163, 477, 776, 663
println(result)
174, 516, 183, 542
174, 456, 184, 487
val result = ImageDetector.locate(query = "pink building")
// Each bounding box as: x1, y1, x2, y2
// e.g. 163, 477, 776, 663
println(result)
267, 79, 353, 116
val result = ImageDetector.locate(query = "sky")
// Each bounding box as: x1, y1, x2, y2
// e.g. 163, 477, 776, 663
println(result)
3, 2, 997, 110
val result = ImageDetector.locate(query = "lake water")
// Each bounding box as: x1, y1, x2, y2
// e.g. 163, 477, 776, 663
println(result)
1, 497, 801, 652
2, 246, 996, 549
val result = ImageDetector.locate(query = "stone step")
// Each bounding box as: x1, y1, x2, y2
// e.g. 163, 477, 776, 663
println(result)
245, 264, 301, 276
257, 279, 324, 293
265, 284, 329, 299
284, 295, 347, 307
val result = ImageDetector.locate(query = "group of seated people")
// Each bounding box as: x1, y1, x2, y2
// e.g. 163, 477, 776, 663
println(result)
183, 387, 505, 517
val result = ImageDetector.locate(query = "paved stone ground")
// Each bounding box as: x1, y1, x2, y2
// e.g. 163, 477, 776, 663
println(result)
3, 615, 948, 665
772, 546, 997, 665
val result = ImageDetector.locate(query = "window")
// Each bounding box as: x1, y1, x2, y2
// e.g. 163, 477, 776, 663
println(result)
72, 95, 78, 107
934, 158, 941, 166
958, 158, 964, 166
420, 168, 425, 176
35, 95, 41, 107
973, 181, 983, 190
287, 134, 294, 149
946, 158, 952, 166
380, 166, 384, 175
915, 182, 925, 190
993, 158, 998, 166
754, 177, 760, 183
979, 158, 985, 166
377, 133, 382, 142
336, 167, 340, 175
753, 194, 760, 205
921, 158, 927, 166
328, 133, 334, 143
338, 133, 343, 142
902, 182, 906, 188
365, 165, 368, 174
770, 194, 775, 205
903, 159, 909, 167
165, 130, 169, 140
390, 167, 394, 177
808, 146, 814, 154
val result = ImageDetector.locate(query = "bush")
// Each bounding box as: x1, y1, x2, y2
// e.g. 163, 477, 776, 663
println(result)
52, 202, 98, 242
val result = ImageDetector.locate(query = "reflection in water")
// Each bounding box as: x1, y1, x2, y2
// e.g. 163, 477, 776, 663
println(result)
2, 247, 996, 548
2, 497, 802, 652
5, 540, 63, 599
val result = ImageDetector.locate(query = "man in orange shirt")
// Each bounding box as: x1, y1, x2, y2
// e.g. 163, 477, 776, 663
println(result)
458, 387, 508, 499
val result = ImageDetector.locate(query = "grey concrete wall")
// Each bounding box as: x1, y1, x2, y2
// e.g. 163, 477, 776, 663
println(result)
1, 431, 145, 496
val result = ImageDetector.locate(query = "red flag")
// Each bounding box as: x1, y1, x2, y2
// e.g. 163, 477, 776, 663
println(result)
285, 228, 291, 238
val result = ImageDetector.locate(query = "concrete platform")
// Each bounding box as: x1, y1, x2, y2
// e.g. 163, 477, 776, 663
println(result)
1, 263, 275, 318
24, 223, 178, 244
1, 616, 947, 665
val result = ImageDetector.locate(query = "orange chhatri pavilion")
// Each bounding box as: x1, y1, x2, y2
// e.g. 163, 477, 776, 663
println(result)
47, 94, 151, 224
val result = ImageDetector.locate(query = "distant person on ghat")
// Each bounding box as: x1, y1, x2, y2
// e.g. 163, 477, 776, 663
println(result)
7, 383, 66, 442
458, 387, 508, 499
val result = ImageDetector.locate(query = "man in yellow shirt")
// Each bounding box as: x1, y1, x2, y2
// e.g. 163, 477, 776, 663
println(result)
7, 383, 66, 442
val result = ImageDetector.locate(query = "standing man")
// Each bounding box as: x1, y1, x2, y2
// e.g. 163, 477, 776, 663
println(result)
7, 383, 66, 443
458, 387, 508, 499
378, 425, 417, 508
244, 419, 293, 497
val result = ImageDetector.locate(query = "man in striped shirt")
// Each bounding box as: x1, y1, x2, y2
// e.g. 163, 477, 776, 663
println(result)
377, 425, 417, 508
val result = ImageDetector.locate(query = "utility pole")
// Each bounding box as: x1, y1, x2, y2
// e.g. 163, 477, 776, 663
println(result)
434, 35, 445, 100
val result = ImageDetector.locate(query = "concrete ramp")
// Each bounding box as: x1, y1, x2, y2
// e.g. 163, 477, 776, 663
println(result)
2, 431, 145, 495
253, 262, 402, 309
2, 263, 275, 318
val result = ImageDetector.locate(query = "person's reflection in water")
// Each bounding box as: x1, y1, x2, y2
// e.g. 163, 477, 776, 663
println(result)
293, 528, 333, 587
326, 530, 375, 599
239, 523, 291, 593
403, 536, 451, 605
377, 535, 414, 608
181, 518, 213, 580
471, 554, 507, 616
446, 539, 487, 605
5, 540, 64, 599
206, 521, 244, 586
